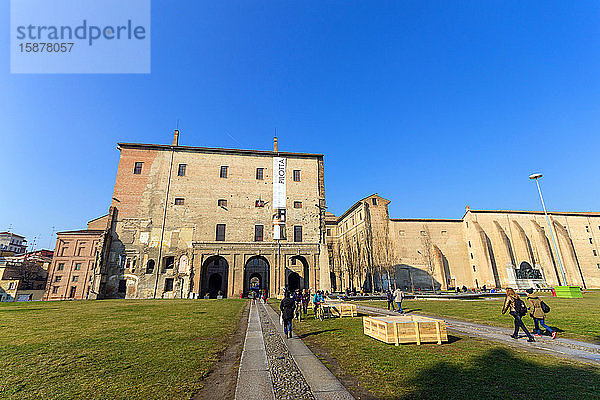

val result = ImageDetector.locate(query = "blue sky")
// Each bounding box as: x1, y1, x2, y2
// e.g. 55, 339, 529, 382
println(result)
1, 1, 599, 250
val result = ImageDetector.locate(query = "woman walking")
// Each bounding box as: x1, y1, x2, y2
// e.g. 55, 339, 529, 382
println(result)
502, 288, 535, 342
526, 288, 557, 339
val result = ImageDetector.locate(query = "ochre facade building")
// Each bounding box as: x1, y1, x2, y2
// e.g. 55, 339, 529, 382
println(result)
326, 194, 600, 292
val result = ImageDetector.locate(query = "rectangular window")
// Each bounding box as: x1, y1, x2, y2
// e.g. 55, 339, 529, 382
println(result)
218, 199, 228, 208
163, 256, 175, 271
293, 201, 302, 208
73, 276, 79, 282
255, 200, 265, 207
133, 162, 143, 174
255, 225, 264, 242
77, 246, 85, 256
399, 230, 405, 236
294, 226, 303, 242
75, 263, 82, 270
256, 168, 264, 180
57, 263, 64, 271
327, 229, 331, 236
216, 224, 226, 241
293, 170, 301, 182
52, 286, 59, 294
69, 286, 76, 298
175, 198, 185, 205
55, 276, 62, 282
178, 164, 186, 176
372, 198, 377, 205
164, 278, 174, 292
220, 166, 228, 178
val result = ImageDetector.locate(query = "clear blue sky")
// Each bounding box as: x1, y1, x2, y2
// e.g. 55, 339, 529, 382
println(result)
1, 1, 599, 250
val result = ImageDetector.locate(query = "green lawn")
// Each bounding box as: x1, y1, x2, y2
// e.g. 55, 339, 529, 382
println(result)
0, 299, 246, 400
291, 310, 600, 400
358, 290, 600, 343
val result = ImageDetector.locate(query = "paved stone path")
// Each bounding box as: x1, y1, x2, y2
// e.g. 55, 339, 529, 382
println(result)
235, 301, 354, 400
357, 304, 600, 365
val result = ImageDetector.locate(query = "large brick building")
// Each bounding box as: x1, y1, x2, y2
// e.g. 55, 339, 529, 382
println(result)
105, 132, 328, 299
327, 194, 600, 292
45, 133, 600, 300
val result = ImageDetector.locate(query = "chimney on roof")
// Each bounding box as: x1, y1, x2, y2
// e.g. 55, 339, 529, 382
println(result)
466, 205, 470, 211
273, 137, 278, 152
173, 129, 179, 146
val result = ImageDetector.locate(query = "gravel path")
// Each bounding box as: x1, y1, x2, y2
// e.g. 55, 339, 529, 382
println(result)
358, 304, 600, 365
258, 304, 315, 400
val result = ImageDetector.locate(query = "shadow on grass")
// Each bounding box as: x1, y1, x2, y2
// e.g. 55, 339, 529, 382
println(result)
399, 347, 600, 400
0, 307, 60, 312
446, 335, 462, 344
299, 329, 341, 339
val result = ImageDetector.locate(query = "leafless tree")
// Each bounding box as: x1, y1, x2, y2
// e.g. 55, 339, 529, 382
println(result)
419, 226, 437, 292
14, 261, 45, 290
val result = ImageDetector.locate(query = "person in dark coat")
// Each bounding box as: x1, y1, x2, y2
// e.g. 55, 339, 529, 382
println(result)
386, 288, 396, 311
280, 293, 296, 338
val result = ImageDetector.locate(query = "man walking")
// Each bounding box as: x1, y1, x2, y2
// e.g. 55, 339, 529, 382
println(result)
386, 288, 396, 311
393, 287, 405, 314
280, 293, 296, 338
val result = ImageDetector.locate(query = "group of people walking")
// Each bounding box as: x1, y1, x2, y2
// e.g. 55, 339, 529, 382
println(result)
386, 287, 406, 314
279, 288, 325, 338
502, 287, 557, 342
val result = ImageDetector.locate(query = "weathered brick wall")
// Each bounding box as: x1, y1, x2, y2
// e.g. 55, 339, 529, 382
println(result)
109, 144, 328, 299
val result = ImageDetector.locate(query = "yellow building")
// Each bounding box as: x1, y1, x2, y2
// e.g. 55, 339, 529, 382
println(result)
327, 194, 600, 291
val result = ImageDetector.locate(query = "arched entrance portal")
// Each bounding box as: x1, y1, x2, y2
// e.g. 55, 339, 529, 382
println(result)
289, 255, 310, 289
244, 256, 270, 296
201, 256, 229, 298
288, 272, 301, 292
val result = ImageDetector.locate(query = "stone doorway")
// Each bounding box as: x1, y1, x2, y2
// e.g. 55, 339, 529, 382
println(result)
244, 256, 270, 296
201, 256, 229, 298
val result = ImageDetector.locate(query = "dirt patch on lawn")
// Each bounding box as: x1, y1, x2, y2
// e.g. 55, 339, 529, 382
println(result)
193, 301, 249, 400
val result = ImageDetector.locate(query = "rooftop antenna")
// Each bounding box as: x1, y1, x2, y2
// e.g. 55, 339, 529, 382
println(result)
49, 226, 56, 249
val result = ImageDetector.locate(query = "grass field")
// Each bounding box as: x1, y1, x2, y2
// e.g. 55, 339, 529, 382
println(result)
0, 299, 246, 400
357, 290, 600, 343
290, 309, 600, 400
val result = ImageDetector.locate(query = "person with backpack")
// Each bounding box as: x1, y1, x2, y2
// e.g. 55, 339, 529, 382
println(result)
526, 288, 557, 339
502, 288, 535, 342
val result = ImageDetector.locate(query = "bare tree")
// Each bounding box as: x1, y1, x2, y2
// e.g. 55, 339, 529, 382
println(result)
419, 226, 437, 292
14, 261, 45, 290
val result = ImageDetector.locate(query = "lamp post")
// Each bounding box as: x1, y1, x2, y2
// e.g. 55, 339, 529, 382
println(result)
529, 173, 568, 286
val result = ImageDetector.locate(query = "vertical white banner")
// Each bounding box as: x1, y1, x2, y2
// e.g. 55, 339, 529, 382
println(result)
273, 157, 286, 209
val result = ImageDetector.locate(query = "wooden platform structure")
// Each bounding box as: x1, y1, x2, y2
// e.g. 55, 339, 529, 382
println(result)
329, 302, 357, 318
363, 315, 448, 345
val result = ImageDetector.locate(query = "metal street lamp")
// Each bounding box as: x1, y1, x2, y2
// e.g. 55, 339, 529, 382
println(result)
529, 173, 567, 285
